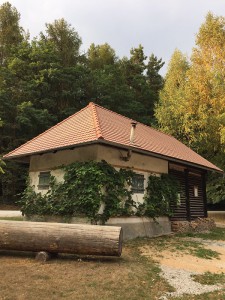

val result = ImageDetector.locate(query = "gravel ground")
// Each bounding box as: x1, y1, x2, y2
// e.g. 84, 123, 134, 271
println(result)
159, 265, 222, 299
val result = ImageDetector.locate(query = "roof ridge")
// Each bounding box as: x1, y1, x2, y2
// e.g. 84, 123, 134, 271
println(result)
3, 105, 90, 158
92, 102, 180, 141
89, 102, 103, 139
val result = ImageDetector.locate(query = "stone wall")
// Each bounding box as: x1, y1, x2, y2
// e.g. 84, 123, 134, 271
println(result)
171, 217, 216, 233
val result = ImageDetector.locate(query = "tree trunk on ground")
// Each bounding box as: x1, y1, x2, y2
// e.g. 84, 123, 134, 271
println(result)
0, 221, 123, 256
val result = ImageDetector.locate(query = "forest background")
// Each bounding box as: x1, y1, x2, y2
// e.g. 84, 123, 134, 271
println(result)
0, 2, 224, 206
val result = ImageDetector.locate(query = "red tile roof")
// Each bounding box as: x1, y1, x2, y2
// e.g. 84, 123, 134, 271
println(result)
3, 102, 222, 173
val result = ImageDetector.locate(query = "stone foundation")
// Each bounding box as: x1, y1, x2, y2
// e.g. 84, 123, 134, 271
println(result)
171, 218, 216, 233
107, 216, 171, 240
25, 215, 172, 240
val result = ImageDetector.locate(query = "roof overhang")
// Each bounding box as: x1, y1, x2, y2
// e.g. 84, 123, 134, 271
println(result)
98, 140, 223, 174
3, 139, 223, 174
2, 141, 99, 162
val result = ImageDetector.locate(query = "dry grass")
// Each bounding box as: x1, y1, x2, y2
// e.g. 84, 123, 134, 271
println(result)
0, 241, 172, 300
1, 230, 225, 300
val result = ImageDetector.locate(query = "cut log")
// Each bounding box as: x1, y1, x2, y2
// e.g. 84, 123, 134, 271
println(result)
0, 221, 123, 257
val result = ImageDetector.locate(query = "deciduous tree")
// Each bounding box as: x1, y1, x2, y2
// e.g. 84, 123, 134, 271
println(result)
185, 12, 225, 154
88, 43, 116, 69
43, 18, 82, 67
0, 2, 24, 65
155, 49, 189, 141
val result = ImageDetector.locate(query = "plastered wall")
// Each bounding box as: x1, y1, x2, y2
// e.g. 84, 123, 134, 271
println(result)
29, 144, 99, 172
96, 144, 168, 174
29, 143, 168, 198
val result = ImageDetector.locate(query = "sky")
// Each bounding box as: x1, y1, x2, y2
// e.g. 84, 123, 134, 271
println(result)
2, 0, 225, 74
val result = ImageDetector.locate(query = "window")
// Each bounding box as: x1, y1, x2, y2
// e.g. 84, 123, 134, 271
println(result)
194, 186, 199, 197
38, 171, 51, 190
132, 173, 145, 193
177, 193, 181, 206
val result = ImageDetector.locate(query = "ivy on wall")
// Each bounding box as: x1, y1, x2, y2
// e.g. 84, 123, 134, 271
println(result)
136, 174, 179, 219
19, 161, 179, 223
19, 160, 136, 224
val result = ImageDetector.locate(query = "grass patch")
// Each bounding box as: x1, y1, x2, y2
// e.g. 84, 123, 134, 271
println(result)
193, 248, 220, 260
177, 227, 225, 241
175, 240, 220, 259
192, 272, 225, 285
137, 235, 220, 260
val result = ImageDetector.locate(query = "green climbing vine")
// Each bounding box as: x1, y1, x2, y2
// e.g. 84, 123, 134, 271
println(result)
136, 174, 179, 219
19, 160, 136, 224
19, 162, 180, 223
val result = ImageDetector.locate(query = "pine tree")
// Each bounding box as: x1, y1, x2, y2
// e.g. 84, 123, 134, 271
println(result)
147, 54, 164, 95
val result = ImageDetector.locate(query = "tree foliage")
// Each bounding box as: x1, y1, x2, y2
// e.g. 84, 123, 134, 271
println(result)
43, 18, 82, 66
156, 13, 225, 155
155, 49, 190, 142
87, 43, 116, 69
147, 53, 164, 96
0, 2, 164, 203
0, 2, 24, 65
155, 12, 225, 204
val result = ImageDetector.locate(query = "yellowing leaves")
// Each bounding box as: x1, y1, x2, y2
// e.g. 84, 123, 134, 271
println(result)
156, 12, 225, 156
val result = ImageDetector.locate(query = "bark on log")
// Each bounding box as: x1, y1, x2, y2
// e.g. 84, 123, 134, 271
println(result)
0, 221, 123, 257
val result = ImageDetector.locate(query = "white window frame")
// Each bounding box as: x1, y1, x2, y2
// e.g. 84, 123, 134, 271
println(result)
38, 171, 51, 190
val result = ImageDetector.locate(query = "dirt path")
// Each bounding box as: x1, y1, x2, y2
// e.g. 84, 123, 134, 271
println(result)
140, 237, 225, 298
141, 240, 225, 273
0, 210, 22, 217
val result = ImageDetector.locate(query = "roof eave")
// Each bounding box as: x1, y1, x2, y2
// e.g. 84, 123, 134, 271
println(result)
2, 140, 99, 162
3, 139, 223, 174
97, 140, 223, 174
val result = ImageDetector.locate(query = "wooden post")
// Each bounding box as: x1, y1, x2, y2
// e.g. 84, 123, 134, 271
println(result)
0, 221, 123, 257
202, 171, 208, 218
184, 169, 191, 221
